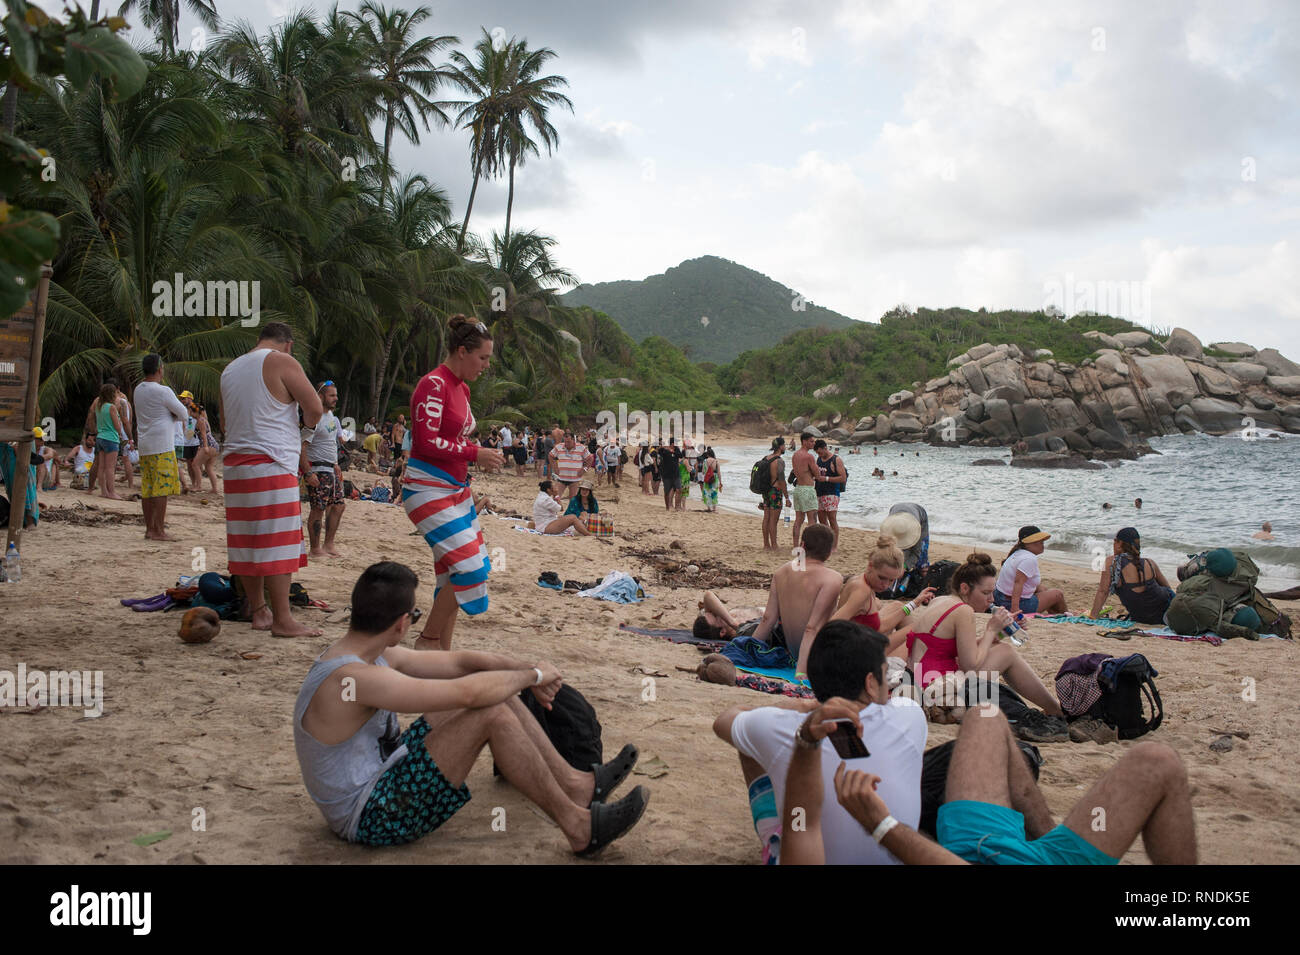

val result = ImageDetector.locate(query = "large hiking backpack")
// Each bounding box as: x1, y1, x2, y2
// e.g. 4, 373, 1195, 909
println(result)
749, 454, 775, 495
1167, 549, 1283, 638
1059, 653, 1163, 740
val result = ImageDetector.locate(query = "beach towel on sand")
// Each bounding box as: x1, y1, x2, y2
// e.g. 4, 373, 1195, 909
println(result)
223, 453, 306, 576
403, 458, 490, 615
617, 624, 725, 650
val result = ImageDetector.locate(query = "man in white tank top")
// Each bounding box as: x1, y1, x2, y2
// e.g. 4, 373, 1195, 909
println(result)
219, 322, 324, 638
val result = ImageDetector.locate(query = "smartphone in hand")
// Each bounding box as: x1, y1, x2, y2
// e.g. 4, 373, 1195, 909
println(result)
828, 719, 870, 760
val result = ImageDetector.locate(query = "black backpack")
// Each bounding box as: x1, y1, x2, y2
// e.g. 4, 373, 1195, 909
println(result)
1090, 654, 1163, 739
495, 684, 603, 775
749, 454, 775, 495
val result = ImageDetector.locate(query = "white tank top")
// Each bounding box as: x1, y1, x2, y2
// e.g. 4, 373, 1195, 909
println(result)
220, 349, 301, 474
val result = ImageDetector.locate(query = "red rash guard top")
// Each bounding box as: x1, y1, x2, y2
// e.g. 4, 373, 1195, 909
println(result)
410, 364, 478, 482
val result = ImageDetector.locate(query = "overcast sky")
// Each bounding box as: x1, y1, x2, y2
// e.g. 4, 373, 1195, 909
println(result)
66, 0, 1300, 357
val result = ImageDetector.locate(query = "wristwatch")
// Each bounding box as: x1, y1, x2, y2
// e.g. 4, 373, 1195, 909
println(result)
795, 717, 819, 750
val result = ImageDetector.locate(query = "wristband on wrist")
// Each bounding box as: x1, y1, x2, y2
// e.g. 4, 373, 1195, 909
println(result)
794, 718, 819, 750
902, 601, 916, 616
872, 815, 900, 843
532, 667, 544, 685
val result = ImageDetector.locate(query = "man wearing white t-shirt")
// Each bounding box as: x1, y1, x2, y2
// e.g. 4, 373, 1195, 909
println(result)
713, 619, 926, 865
133, 354, 190, 540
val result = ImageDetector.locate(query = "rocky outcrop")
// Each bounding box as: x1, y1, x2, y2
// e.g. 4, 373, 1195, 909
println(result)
831, 331, 1300, 456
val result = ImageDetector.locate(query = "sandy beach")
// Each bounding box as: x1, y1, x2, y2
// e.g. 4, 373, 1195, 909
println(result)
2, 447, 1298, 865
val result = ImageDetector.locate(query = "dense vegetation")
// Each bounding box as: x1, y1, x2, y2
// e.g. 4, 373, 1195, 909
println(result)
561, 255, 855, 364
715, 306, 1157, 425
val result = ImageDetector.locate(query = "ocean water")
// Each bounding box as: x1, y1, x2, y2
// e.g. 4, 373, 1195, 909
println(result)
712, 433, 1300, 589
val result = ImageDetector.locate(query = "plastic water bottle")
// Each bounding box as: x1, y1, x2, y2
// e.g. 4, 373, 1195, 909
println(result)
3, 543, 20, 583
1001, 612, 1025, 647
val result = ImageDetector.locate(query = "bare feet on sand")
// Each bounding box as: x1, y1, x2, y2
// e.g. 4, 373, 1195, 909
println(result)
145, 532, 178, 541
272, 621, 324, 638
250, 606, 273, 631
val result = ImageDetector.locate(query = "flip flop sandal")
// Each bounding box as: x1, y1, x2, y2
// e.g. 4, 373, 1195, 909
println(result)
1099, 626, 1139, 639
577, 785, 650, 858
592, 744, 638, 803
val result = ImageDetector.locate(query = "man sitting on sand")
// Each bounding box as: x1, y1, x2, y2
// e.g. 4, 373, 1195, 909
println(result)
713, 620, 926, 865
294, 562, 649, 855
781, 699, 1196, 866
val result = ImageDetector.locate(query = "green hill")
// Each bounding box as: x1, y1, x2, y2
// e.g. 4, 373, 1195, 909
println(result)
715, 306, 1158, 424
559, 255, 857, 363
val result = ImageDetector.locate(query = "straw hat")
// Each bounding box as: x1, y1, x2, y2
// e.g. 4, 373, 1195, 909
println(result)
579, 468, 598, 490
879, 511, 923, 550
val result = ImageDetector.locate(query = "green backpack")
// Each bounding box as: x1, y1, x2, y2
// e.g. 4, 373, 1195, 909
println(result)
1166, 550, 1282, 639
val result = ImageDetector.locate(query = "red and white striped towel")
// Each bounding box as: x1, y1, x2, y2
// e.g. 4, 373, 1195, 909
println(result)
224, 453, 307, 576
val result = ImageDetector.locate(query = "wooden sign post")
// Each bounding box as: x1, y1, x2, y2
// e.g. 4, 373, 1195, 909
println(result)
1, 264, 52, 554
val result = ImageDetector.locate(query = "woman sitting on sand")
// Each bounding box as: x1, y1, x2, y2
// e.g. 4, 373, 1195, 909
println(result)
565, 478, 599, 519
831, 535, 932, 642
530, 480, 591, 536
904, 552, 1064, 718
993, 525, 1068, 615
1088, 527, 1174, 623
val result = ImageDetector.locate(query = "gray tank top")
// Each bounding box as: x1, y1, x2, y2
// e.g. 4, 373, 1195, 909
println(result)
293, 653, 407, 840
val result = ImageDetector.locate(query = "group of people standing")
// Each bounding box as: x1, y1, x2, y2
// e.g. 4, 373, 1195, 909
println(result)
753, 432, 849, 552
633, 439, 721, 513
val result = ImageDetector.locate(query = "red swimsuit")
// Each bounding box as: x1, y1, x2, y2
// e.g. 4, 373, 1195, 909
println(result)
850, 574, 883, 631
905, 603, 963, 688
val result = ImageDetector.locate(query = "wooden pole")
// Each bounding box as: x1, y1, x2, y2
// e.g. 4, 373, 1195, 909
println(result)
6, 264, 52, 554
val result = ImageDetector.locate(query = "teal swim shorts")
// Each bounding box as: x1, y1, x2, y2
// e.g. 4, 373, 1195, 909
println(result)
937, 800, 1118, 865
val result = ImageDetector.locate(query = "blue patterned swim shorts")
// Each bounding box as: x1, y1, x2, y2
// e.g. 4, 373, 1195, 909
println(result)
354, 718, 471, 846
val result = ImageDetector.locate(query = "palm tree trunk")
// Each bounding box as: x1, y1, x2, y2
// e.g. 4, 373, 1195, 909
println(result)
457, 152, 484, 253
504, 151, 517, 247
369, 326, 399, 422
381, 103, 395, 212
91, 0, 100, 19
380, 340, 412, 420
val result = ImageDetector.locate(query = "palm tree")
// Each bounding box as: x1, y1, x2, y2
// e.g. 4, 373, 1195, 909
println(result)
477, 229, 576, 379
116, 0, 220, 57
444, 29, 512, 252
496, 39, 572, 246
344, 2, 457, 213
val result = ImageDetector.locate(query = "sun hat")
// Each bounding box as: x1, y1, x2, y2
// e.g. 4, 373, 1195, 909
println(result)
879, 511, 923, 550
1018, 525, 1051, 544
31, 426, 44, 439
578, 478, 595, 490
179, 390, 194, 400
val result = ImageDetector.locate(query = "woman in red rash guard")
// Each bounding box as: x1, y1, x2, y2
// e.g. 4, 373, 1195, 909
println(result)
403, 315, 505, 650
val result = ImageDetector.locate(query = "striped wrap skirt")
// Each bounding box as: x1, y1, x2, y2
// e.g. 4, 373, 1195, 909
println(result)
402, 458, 490, 614
223, 453, 307, 576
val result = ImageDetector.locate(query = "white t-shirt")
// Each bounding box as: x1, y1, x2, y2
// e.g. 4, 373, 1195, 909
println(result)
499, 426, 513, 448
997, 549, 1041, 599
133, 380, 189, 457
302, 412, 341, 472
603, 444, 621, 465
730, 698, 927, 865
533, 491, 561, 531
70, 446, 95, 472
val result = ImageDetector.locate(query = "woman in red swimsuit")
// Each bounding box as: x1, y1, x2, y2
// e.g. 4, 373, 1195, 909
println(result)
403, 316, 505, 650
901, 553, 1062, 715
832, 535, 936, 644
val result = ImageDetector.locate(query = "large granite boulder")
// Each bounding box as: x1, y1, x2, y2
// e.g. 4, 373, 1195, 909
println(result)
889, 413, 924, 434
855, 416, 876, 432
1187, 397, 1244, 434
826, 427, 851, 441
1011, 399, 1052, 437
813, 383, 841, 399
967, 343, 997, 361
1048, 397, 1088, 431
1011, 452, 1106, 470
1094, 351, 1130, 388
1211, 342, 1257, 358
948, 352, 971, 367
791, 416, 810, 432
1253, 349, 1300, 378
1033, 348, 1054, 359
1133, 354, 1199, 406
1114, 331, 1153, 348
875, 414, 893, 439
888, 390, 914, 407
965, 397, 986, 422
1165, 327, 1204, 359
1173, 405, 1201, 433
1189, 362, 1240, 399
1222, 362, 1268, 384
851, 430, 875, 445
925, 375, 951, 392
957, 361, 990, 394
1265, 376, 1300, 397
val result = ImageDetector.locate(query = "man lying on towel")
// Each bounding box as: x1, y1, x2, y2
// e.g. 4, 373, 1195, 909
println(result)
294, 561, 649, 855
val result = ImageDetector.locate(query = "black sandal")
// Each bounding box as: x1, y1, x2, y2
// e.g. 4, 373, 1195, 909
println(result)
592, 743, 638, 803
576, 785, 650, 858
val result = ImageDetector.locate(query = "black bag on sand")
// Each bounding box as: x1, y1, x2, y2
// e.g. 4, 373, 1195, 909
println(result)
919, 738, 1043, 838
494, 684, 603, 776
1088, 654, 1163, 740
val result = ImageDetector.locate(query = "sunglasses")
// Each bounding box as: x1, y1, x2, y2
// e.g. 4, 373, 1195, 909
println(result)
407, 608, 423, 625
321, 380, 335, 388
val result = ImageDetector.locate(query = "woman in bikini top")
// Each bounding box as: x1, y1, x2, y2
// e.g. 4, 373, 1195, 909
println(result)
904, 553, 1064, 716
831, 535, 937, 648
